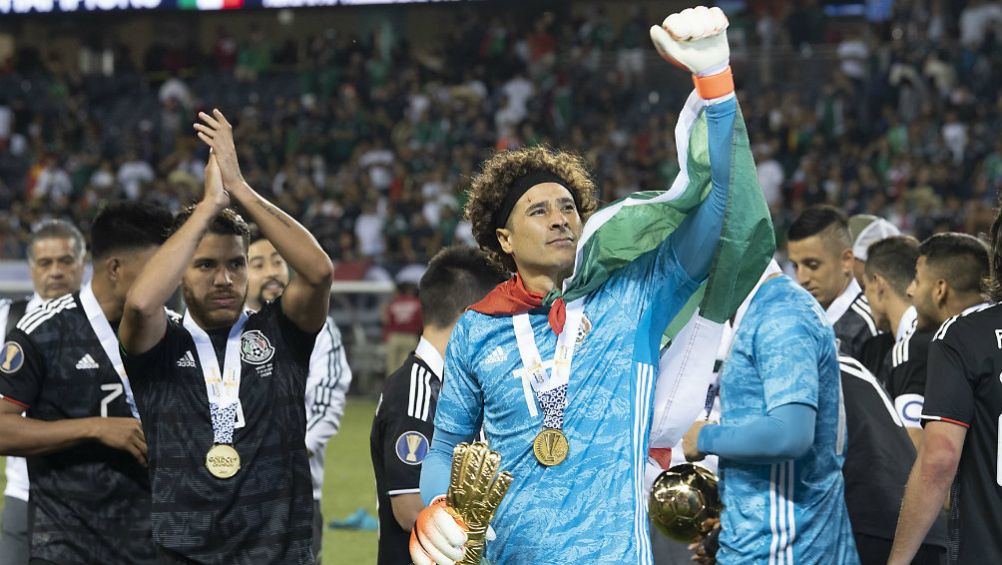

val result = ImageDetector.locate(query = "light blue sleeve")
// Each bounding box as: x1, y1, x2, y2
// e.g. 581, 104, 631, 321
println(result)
697, 403, 817, 463
670, 97, 736, 281
432, 315, 485, 437
420, 429, 469, 505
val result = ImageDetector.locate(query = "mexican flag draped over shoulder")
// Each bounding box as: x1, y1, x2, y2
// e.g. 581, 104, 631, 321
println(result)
558, 89, 774, 332
554, 90, 775, 446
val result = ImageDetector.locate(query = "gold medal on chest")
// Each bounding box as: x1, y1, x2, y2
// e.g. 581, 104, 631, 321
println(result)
533, 428, 569, 466
206, 444, 241, 479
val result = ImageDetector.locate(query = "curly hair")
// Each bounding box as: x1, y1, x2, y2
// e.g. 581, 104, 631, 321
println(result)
465, 146, 599, 273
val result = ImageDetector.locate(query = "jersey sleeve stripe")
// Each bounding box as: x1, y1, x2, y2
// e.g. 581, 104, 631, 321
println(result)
0, 394, 29, 409
921, 415, 971, 428
407, 364, 418, 418
421, 369, 433, 421
933, 316, 960, 342
851, 303, 878, 337
387, 488, 421, 496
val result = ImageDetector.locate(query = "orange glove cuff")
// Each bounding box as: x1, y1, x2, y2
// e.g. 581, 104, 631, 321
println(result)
692, 66, 734, 99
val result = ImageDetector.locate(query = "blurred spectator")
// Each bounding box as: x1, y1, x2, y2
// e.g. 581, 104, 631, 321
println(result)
381, 281, 422, 375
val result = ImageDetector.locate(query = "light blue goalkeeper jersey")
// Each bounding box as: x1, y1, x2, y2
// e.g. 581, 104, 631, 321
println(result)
715, 276, 859, 565
434, 94, 754, 565
437, 249, 699, 564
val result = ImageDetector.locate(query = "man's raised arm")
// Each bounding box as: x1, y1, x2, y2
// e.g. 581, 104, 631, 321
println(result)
120, 156, 230, 355
195, 109, 334, 334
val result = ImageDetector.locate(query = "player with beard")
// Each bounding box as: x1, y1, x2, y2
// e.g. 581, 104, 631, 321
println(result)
0, 202, 174, 565
0, 219, 86, 565
887, 233, 990, 446
245, 231, 352, 564
888, 228, 1001, 563
119, 110, 334, 564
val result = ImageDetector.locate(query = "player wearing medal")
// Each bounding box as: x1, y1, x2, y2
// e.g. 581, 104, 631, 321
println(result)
0, 202, 174, 565
244, 229, 353, 564
0, 219, 86, 565
411, 7, 759, 565
119, 110, 334, 565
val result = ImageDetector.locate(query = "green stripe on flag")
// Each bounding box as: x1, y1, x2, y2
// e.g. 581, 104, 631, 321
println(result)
554, 96, 774, 337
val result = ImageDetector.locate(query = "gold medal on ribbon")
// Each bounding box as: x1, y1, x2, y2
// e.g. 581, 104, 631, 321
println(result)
533, 428, 569, 466
206, 444, 241, 479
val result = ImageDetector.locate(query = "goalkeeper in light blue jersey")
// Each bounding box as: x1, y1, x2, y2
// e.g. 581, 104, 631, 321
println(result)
408, 7, 775, 565
683, 266, 860, 565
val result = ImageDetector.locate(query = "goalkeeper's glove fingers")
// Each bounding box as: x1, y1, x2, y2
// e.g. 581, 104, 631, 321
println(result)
409, 497, 468, 565
649, 6, 730, 76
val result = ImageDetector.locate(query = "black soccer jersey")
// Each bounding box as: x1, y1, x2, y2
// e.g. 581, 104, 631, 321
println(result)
370, 352, 440, 565
923, 304, 1002, 565
0, 293, 156, 565
838, 356, 946, 548
886, 330, 934, 429
833, 292, 879, 361
123, 299, 318, 565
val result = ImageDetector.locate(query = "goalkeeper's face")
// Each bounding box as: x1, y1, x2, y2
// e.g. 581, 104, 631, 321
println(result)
496, 182, 582, 279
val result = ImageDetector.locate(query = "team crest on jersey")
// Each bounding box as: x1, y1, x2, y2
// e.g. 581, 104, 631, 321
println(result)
576, 314, 592, 345
395, 431, 429, 465
0, 341, 23, 374
240, 330, 275, 365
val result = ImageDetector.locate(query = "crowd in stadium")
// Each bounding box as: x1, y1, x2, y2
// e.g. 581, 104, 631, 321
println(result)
1, 2, 1002, 565
1, 0, 1001, 273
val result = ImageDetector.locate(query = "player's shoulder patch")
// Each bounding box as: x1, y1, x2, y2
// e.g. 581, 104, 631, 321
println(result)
240, 329, 275, 365
394, 430, 430, 466
0, 341, 24, 374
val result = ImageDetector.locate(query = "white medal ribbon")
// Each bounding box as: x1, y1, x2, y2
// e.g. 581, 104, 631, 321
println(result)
79, 283, 140, 420
183, 310, 248, 445
512, 298, 585, 417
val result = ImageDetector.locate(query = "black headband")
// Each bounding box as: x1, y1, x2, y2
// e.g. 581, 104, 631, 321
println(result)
493, 170, 575, 230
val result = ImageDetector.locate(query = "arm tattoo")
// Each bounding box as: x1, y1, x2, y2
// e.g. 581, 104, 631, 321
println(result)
256, 197, 293, 228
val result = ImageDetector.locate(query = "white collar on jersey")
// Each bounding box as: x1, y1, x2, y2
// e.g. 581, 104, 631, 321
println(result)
826, 277, 862, 324
962, 302, 991, 316
27, 293, 44, 311
414, 337, 444, 381
896, 306, 917, 343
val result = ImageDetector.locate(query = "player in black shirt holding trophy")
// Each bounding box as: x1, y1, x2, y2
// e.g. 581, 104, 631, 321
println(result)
120, 109, 334, 565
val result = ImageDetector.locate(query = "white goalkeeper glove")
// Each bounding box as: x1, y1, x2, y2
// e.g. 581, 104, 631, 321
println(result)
650, 6, 733, 99
410, 496, 467, 565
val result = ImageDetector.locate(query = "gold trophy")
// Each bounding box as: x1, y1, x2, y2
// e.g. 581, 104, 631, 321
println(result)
444, 441, 514, 565
649, 463, 722, 543
405, 433, 423, 463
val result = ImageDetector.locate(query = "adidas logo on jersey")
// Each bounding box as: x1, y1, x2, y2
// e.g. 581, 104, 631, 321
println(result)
176, 351, 196, 368
75, 354, 99, 370
484, 346, 507, 366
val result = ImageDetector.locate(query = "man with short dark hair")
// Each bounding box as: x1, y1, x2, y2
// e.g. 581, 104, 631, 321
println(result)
245, 232, 352, 564
888, 227, 1001, 563
787, 205, 878, 361
120, 111, 334, 564
0, 219, 86, 565
0, 202, 174, 565
889, 234, 990, 444
370, 246, 505, 565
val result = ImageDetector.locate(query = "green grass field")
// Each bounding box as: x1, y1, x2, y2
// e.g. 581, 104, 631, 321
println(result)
0, 398, 380, 564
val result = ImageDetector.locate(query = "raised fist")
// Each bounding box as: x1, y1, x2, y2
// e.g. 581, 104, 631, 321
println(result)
650, 6, 730, 77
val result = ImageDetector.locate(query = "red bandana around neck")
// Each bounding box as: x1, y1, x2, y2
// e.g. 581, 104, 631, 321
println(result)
468, 273, 567, 334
